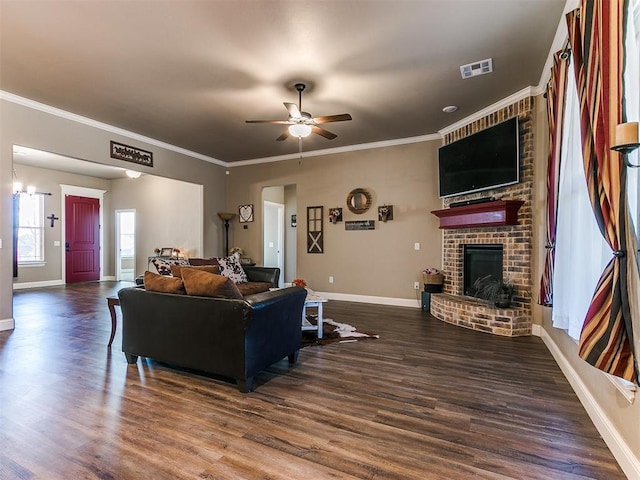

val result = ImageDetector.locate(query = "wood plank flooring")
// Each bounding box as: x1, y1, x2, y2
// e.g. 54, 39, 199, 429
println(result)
1, 281, 626, 479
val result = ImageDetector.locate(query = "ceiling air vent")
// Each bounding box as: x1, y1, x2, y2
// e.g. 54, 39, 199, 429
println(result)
460, 58, 493, 79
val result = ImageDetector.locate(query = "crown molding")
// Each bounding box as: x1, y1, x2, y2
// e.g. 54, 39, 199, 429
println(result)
231, 133, 442, 167
0, 90, 226, 167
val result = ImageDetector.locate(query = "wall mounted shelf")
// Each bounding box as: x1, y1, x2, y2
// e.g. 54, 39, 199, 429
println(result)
431, 200, 524, 229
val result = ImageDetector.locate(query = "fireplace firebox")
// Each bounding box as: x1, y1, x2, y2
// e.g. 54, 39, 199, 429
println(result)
463, 244, 503, 296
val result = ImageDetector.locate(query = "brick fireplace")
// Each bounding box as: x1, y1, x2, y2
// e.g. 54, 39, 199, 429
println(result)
430, 97, 534, 337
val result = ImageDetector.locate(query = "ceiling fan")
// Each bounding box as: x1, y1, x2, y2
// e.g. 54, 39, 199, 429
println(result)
246, 83, 352, 141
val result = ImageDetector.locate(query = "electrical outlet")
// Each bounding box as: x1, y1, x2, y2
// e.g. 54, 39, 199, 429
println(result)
329, 276, 334, 284
413, 281, 420, 290
414, 242, 420, 250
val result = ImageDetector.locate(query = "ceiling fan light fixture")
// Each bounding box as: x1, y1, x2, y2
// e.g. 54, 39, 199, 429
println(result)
288, 123, 312, 138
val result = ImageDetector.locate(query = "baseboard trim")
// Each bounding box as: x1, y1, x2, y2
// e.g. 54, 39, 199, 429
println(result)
317, 291, 421, 308
0, 318, 15, 332
13, 280, 64, 290
539, 326, 640, 479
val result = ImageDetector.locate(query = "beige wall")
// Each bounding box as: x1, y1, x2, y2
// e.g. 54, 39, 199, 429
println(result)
284, 184, 297, 283
1, 98, 227, 325
109, 174, 203, 276
226, 141, 443, 300
530, 93, 640, 472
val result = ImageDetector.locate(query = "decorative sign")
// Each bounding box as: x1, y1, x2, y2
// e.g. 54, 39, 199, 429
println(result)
110, 141, 153, 167
345, 220, 375, 231
239, 204, 254, 223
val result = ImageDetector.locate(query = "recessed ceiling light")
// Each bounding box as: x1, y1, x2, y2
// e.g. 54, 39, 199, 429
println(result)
442, 105, 458, 113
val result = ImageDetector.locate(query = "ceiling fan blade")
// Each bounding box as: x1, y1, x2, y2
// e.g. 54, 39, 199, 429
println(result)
312, 125, 337, 140
312, 113, 352, 124
284, 102, 301, 118
276, 129, 290, 141
245, 119, 291, 124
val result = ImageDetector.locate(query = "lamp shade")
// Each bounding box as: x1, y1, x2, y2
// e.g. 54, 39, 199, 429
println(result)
217, 212, 236, 221
288, 123, 312, 138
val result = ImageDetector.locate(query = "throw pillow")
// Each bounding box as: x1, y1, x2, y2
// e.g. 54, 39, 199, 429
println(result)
150, 257, 189, 276
217, 253, 248, 284
189, 257, 220, 267
170, 264, 220, 278
236, 282, 272, 296
143, 271, 186, 294
181, 268, 243, 299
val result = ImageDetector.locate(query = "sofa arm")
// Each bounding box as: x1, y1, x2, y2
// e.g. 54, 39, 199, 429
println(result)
243, 266, 280, 287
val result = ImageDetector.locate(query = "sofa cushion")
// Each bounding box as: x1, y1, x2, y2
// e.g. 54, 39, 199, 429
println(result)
143, 271, 186, 294
236, 282, 273, 296
170, 264, 220, 278
181, 268, 243, 299
217, 254, 248, 284
188, 257, 220, 267
150, 257, 190, 275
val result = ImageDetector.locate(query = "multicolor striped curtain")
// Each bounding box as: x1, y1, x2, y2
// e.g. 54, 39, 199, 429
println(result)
566, 0, 638, 382
539, 51, 570, 306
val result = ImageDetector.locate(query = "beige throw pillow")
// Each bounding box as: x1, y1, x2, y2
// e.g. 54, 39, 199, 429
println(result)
170, 264, 220, 278
181, 268, 243, 299
143, 271, 186, 294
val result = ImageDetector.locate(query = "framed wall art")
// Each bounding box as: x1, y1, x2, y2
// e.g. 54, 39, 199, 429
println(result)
239, 204, 254, 223
307, 206, 323, 254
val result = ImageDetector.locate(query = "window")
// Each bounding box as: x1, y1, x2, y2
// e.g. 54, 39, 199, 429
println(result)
552, 0, 640, 340
552, 55, 610, 340
624, 0, 640, 243
17, 193, 44, 264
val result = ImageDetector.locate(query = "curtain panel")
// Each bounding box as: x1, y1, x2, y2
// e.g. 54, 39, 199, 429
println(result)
566, 0, 638, 382
539, 51, 570, 306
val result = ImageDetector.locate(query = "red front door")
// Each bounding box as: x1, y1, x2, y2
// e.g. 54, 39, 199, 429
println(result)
65, 195, 100, 283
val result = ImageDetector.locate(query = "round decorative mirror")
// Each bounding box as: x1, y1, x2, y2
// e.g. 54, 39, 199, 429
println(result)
346, 188, 372, 214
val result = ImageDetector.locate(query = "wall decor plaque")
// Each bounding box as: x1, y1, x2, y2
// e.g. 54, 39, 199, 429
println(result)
238, 204, 254, 223
345, 220, 375, 231
110, 141, 153, 167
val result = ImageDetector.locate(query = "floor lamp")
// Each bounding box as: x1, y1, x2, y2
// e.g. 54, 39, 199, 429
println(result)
217, 212, 236, 256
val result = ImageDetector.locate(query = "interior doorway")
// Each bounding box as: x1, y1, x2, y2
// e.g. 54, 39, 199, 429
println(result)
263, 200, 284, 287
115, 210, 136, 281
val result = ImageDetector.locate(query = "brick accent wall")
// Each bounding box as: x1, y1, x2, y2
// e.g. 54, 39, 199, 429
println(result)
430, 97, 534, 336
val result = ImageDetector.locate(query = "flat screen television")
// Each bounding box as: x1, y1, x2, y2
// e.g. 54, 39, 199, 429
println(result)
438, 117, 519, 198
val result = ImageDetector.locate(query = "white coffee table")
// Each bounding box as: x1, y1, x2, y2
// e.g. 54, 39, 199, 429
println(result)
301, 290, 328, 338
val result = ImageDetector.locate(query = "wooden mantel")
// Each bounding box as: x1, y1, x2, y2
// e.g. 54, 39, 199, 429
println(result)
431, 200, 525, 229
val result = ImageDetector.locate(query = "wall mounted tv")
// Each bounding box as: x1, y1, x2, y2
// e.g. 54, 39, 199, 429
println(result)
438, 117, 519, 198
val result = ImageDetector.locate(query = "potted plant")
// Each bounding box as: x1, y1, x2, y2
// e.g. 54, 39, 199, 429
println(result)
422, 268, 444, 293
472, 275, 515, 308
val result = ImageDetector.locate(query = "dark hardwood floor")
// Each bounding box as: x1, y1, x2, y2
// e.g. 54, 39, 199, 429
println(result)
1, 282, 626, 479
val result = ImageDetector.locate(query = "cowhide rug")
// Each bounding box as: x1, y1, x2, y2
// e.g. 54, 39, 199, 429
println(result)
302, 317, 379, 347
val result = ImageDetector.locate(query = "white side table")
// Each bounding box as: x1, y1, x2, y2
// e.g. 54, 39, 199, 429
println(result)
301, 290, 328, 338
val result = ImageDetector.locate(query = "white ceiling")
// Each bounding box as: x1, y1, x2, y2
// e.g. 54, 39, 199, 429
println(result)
1, 0, 566, 164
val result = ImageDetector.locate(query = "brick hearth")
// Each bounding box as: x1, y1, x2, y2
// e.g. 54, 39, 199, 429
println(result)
430, 97, 534, 337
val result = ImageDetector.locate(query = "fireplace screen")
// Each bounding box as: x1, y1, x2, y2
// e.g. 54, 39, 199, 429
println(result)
463, 244, 503, 296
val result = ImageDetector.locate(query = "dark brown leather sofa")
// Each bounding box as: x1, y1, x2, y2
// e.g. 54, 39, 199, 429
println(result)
117, 285, 307, 392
